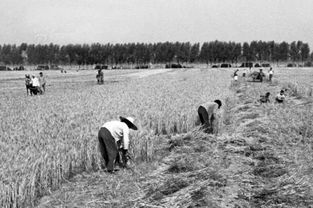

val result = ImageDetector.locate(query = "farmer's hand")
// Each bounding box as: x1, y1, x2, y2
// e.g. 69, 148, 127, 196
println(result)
121, 149, 130, 167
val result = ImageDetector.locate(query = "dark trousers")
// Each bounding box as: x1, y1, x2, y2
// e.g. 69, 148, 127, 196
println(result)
198, 106, 209, 125
98, 127, 118, 171
29, 86, 41, 95
26, 85, 30, 96
275, 97, 284, 103
198, 106, 216, 134
269, 74, 273, 81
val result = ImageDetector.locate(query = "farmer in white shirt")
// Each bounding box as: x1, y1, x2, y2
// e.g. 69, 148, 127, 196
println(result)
31, 75, 40, 87
275, 90, 286, 103
198, 100, 222, 134
98, 116, 138, 173
30, 75, 42, 95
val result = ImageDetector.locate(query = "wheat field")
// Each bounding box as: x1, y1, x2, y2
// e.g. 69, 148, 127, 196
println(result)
1, 67, 313, 207
0, 68, 234, 207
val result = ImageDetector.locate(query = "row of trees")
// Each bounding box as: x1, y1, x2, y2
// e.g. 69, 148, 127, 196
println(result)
0, 41, 311, 65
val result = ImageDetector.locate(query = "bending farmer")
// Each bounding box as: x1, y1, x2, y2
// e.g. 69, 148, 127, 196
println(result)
197, 100, 222, 134
275, 90, 286, 103
98, 116, 138, 173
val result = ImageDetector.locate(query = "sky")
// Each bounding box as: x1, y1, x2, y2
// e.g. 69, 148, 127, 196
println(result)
0, 0, 312, 47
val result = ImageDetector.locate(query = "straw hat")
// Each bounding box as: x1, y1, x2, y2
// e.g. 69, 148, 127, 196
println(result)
214, 99, 222, 109
120, 116, 138, 130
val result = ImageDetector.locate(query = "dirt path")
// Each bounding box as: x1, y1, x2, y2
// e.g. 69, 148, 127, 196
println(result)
0, 68, 174, 94
125, 68, 173, 78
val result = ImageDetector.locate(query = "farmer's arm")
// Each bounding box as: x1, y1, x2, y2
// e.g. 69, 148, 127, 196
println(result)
123, 126, 130, 150
212, 111, 220, 135
121, 126, 130, 167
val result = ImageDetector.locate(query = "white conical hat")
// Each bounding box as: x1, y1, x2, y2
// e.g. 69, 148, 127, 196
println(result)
120, 116, 138, 130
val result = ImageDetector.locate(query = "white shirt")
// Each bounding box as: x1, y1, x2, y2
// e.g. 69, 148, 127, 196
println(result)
102, 121, 130, 149
32, 77, 40, 87
269, 70, 273, 75
206, 102, 219, 116
276, 93, 285, 100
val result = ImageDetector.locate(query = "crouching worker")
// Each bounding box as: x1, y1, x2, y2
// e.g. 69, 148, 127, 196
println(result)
98, 116, 138, 173
259, 92, 270, 103
275, 90, 286, 103
197, 100, 222, 134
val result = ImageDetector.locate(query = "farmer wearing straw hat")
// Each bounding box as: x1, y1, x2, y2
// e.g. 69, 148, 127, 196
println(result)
98, 116, 138, 173
198, 100, 222, 134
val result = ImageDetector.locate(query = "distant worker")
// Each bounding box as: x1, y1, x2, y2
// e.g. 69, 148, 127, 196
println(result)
233, 69, 239, 81
259, 92, 271, 103
38, 72, 46, 93
275, 90, 286, 103
243, 68, 247, 78
98, 116, 138, 173
268, 67, 274, 82
30, 75, 42, 95
99, 69, 104, 84
96, 69, 104, 84
257, 69, 265, 82
197, 100, 222, 134
25, 74, 32, 96
96, 71, 100, 83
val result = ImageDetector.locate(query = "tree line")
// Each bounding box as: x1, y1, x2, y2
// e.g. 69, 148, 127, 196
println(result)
0, 41, 311, 65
